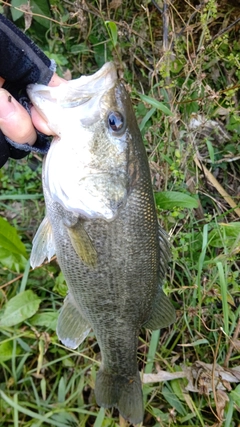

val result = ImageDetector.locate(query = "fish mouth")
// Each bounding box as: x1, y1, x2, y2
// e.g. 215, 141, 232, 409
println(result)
28, 62, 118, 107
60, 62, 118, 108
27, 62, 118, 131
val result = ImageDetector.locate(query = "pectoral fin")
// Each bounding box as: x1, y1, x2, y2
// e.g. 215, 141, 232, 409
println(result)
30, 216, 55, 269
143, 287, 175, 330
57, 293, 91, 349
66, 222, 97, 268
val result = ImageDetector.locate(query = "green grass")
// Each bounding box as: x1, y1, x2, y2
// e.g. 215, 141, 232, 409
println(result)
0, 0, 240, 425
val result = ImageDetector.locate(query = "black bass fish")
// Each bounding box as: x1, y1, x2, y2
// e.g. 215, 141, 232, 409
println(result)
28, 62, 175, 425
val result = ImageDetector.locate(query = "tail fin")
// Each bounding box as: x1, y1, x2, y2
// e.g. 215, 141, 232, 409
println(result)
95, 370, 143, 425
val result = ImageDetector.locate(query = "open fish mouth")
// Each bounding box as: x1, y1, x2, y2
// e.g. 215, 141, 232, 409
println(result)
28, 62, 118, 115
60, 62, 118, 108
27, 62, 118, 135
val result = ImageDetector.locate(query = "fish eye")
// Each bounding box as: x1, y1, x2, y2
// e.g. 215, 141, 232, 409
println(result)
108, 111, 125, 133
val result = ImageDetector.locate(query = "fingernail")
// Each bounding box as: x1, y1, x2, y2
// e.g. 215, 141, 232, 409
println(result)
0, 89, 17, 119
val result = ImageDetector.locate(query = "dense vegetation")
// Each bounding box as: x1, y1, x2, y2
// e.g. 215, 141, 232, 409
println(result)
0, 1, 240, 426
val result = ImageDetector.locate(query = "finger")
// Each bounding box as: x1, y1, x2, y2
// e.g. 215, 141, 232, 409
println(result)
48, 73, 66, 87
31, 106, 53, 135
0, 77, 5, 87
31, 72, 67, 135
0, 88, 37, 145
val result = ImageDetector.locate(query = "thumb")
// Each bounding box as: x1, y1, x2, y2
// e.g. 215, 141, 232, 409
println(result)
0, 88, 37, 145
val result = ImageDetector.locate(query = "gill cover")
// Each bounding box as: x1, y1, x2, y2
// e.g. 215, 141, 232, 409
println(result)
28, 63, 130, 221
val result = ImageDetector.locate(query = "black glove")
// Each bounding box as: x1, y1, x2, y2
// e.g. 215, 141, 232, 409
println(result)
0, 14, 54, 167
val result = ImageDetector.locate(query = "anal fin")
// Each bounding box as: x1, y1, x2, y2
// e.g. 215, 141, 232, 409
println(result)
57, 293, 91, 349
30, 216, 55, 269
144, 287, 175, 330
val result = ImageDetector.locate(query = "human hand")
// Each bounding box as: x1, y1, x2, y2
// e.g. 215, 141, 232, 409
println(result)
0, 13, 67, 167
0, 73, 66, 146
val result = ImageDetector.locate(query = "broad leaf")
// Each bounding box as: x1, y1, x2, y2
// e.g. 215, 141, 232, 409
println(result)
30, 311, 58, 331
0, 290, 41, 327
155, 191, 198, 210
11, 0, 24, 21
0, 247, 27, 272
105, 21, 118, 47
0, 341, 16, 363
31, 0, 51, 28
209, 222, 240, 248
0, 217, 27, 258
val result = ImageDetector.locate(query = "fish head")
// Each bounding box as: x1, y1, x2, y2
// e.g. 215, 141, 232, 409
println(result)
28, 63, 139, 221
27, 62, 118, 136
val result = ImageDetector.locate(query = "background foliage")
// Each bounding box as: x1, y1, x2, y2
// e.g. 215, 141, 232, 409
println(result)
0, 0, 240, 426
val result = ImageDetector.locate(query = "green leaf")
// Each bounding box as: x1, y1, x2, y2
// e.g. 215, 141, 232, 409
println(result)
0, 217, 27, 258
170, 59, 185, 74
50, 412, 79, 426
30, 311, 58, 331
31, 0, 51, 28
89, 34, 110, 68
0, 290, 41, 327
0, 341, 15, 363
140, 107, 156, 132
0, 247, 27, 272
70, 43, 88, 55
93, 407, 106, 427
230, 383, 240, 406
11, 0, 51, 27
53, 272, 68, 297
206, 138, 215, 163
209, 222, 240, 248
155, 191, 198, 210
105, 21, 118, 47
138, 94, 173, 116
44, 51, 69, 67
162, 385, 187, 415
11, 0, 24, 21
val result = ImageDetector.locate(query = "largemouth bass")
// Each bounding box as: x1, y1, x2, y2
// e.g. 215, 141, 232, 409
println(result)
28, 62, 175, 424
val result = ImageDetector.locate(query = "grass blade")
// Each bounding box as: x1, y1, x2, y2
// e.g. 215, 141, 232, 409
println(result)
196, 224, 208, 329
94, 407, 106, 427
145, 330, 160, 375
217, 261, 229, 336
19, 259, 31, 293
0, 390, 66, 427
14, 393, 18, 427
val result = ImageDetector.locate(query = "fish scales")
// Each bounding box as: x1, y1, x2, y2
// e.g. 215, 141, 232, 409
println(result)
28, 62, 175, 425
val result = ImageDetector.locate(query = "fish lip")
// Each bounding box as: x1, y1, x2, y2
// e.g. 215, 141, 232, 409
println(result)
27, 62, 118, 101
90, 62, 117, 80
